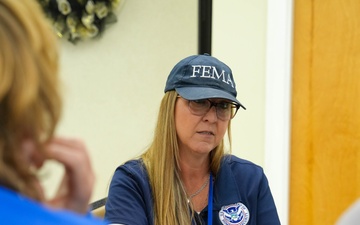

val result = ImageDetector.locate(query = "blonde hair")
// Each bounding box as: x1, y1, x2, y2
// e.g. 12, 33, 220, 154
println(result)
142, 90, 232, 225
0, 0, 61, 200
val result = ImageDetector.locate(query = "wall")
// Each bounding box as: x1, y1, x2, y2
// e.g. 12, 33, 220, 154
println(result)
40, 0, 197, 201
213, 0, 267, 167
213, 1, 293, 224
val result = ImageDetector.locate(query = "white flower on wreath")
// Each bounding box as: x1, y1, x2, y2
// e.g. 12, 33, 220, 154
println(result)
85, 0, 95, 14
57, 0, 71, 15
95, 2, 109, 19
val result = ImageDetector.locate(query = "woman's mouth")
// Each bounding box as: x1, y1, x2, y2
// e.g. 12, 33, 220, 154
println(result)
197, 131, 214, 135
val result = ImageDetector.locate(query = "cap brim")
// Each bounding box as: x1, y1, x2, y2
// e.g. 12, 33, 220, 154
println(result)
176, 87, 246, 109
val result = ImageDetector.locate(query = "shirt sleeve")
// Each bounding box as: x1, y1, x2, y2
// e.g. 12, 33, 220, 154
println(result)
256, 172, 281, 225
105, 163, 153, 225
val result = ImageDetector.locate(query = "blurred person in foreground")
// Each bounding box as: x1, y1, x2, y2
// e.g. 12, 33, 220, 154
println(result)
336, 199, 360, 225
105, 54, 281, 225
0, 0, 106, 224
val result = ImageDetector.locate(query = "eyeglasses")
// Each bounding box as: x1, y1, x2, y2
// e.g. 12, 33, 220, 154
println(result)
184, 98, 240, 121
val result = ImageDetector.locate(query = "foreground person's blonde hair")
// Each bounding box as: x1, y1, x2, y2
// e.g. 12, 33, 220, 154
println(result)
0, 0, 61, 200
142, 90, 233, 225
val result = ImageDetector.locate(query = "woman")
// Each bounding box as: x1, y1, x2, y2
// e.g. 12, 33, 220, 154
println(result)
105, 54, 280, 225
0, 0, 105, 224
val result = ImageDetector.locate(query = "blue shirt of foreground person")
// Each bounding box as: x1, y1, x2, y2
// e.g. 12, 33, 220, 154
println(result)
0, 187, 105, 225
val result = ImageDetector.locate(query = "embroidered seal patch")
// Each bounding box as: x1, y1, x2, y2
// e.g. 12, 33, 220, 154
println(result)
219, 202, 250, 225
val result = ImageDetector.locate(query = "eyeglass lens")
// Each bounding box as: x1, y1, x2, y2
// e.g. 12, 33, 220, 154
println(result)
188, 99, 239, 120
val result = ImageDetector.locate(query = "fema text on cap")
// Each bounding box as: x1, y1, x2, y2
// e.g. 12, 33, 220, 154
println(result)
190, 65, 234, 88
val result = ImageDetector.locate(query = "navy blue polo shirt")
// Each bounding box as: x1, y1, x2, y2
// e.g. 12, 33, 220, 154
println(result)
105, 155, 281, 225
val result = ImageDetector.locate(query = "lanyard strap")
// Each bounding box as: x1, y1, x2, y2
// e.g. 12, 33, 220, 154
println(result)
207, 173, 213, 225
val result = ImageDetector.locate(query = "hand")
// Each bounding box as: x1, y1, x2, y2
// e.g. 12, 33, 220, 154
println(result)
45, 137, 95, 214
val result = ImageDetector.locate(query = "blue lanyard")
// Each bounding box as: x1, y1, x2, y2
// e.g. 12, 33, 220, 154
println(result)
207, 173, 213, 225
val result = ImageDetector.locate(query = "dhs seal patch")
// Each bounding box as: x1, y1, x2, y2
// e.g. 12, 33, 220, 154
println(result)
219, 202, 250, 225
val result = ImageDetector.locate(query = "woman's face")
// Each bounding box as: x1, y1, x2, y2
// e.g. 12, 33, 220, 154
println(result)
175, 97, 229, 155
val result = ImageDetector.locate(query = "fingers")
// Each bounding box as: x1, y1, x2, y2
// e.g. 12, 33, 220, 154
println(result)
21, 138, 44, 169
45, 137, 95, 214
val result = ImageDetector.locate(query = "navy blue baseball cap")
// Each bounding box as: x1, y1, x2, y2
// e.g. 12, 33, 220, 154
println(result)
164, 54, 245, 109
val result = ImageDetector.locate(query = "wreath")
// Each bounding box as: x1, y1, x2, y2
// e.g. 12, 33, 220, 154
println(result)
37, 0, 121, 44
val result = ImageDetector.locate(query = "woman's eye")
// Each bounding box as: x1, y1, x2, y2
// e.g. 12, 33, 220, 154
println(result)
192, 100, 208, 106
217, 102, 230, 109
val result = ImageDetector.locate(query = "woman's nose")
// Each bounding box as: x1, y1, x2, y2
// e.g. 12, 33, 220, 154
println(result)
202, 105, 218, 122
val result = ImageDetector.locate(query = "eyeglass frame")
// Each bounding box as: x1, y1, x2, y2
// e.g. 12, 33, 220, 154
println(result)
177, 96, 240, 121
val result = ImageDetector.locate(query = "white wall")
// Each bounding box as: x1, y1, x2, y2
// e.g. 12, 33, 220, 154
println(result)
213, 1, 292, 224
40, 0, 197, 201
264, 1, 293, 224
213, 0, 267, 167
